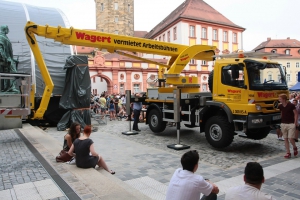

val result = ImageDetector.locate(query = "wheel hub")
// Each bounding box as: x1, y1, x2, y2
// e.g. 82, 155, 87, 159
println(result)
151, 115, 158, 127
210, 124, 222, 141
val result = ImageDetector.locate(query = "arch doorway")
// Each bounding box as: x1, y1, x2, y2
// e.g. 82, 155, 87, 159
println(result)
91, 74, 113, 95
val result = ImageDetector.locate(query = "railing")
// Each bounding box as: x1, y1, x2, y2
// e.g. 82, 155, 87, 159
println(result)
0, 73, 31, 118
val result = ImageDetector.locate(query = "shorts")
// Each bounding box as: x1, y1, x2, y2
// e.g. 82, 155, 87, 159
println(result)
281, 123, 295, 139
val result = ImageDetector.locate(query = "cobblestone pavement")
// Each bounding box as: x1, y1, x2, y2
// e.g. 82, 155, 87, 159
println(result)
44, 118, 300, 200
0, 129, 67, 200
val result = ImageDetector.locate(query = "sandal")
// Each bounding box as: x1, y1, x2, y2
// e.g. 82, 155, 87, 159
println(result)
284, 153, 291, 159
294, 147, 298, 156
110, 170, 115, 175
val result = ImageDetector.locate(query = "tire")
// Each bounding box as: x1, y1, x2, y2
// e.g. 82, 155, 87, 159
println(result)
208, 70, 214, 92
246, 127, 270, 140
205, 115, 234, 148
148, 109, 167, 133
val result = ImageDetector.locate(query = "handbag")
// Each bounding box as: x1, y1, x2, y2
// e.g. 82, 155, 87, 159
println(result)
56, 150, 73, 162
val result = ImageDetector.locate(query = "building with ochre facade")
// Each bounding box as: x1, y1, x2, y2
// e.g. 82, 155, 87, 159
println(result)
79, 0, 245, 95
253, 37, 300, 88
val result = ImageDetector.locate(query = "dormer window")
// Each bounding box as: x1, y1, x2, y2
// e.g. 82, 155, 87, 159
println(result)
271, 49, 277, 53
298, 49, 300, 54
285, 49, 290, 55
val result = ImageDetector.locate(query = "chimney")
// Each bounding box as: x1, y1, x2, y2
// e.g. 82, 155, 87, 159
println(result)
287, 37, 290, 39
267, 37, 271, 41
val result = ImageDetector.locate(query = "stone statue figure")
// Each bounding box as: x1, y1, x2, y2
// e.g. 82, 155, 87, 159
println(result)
0, 25, 19, 93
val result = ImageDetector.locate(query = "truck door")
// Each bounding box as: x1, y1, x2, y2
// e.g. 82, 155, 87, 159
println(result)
215, 64, 248, 110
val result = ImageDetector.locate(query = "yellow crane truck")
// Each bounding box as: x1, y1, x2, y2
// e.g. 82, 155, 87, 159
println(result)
22, 21, 288, 148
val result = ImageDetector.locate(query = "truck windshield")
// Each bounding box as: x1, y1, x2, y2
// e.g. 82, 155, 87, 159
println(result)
245, 60, 288, 91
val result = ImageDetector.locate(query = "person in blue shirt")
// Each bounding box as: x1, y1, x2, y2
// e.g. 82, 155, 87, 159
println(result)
132, 93, 142, 131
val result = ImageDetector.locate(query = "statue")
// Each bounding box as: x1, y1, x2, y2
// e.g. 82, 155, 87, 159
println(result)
0, 25, 19, 93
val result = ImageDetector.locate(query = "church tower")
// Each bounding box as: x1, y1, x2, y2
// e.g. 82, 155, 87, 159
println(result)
95, 0, 134, 36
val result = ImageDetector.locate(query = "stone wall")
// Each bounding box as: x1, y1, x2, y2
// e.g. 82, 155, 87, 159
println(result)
95, 0, 134, 36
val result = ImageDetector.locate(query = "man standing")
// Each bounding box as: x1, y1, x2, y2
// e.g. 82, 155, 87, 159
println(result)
132, 93, 142, 131
225, 162, 274, 200
166, 150, 219, 200
278, 94, 298, 158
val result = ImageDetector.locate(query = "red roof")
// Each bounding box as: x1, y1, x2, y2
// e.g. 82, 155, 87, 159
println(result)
253, 37, 300, 51
134, 31, 148, 38
145, 0, 244, 39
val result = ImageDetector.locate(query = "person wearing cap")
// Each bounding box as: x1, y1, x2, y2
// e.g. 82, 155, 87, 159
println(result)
225, 162, 274, 200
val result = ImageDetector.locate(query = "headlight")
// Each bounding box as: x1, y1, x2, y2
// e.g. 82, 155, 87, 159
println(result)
252, 119, 263, 123
255, 104, 261, 111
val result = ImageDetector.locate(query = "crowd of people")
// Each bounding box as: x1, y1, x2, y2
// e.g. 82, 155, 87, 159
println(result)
60, 125, 273, 199
90, 92, 146, 124
56, 91, 299, 199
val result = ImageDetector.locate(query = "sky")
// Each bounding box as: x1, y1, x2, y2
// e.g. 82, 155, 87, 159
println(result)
7, 0, 300, 51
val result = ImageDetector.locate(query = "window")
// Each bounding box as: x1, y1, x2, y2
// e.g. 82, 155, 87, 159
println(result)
201, 27, 207, 39
190, 59, 196, 64
159, 36, 161, 41
285, 49, 290, 55
221, 64, 244, 88
127, 4, 130, 12
233, 33, 237, 43
223, 31, 228, 42
189, 25, 195, 37
114, 2, 118, 10
202, 60, 207, 65
173, 27, 177, 40
115, 30, 118, 34
120, 83, 124, 94
202, 84, 207, 91
100, 3, 104, 11
287, 62, 290, 68
297, 62, 299, 68
133, 84, 140, 93
213, 29, 218, 40
115, 17, 118, 23
278, 74, 281, 82
287, 74, 290, 82
268, 74, 272, 81
271, 49, 277, 53
167, 31, 170, 42
163, 34, 165, 42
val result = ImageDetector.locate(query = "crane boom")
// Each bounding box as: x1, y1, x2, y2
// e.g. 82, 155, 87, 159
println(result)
24, 21, 216, 119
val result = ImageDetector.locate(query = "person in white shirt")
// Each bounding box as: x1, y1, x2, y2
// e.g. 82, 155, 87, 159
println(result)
225, 162, 275, 200
165, 150, 219, 200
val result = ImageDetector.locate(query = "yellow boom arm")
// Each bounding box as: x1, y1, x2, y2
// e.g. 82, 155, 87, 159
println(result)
24, 21, 215, 119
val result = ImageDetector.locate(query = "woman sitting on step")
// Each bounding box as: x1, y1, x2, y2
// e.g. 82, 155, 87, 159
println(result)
68, 125, 115, 174
63, 122, 81, 151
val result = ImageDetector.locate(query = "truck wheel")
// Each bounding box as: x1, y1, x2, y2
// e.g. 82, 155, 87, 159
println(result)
246, 127, 270, 140
148, 109, 167, 133
205, 115, 234, 148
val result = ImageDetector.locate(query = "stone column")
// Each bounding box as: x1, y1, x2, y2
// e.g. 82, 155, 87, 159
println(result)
126, 70, 132, 93
142, 71, 148, 92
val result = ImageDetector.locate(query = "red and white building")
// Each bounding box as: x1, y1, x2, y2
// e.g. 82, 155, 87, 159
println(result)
77, 0, 245, 94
